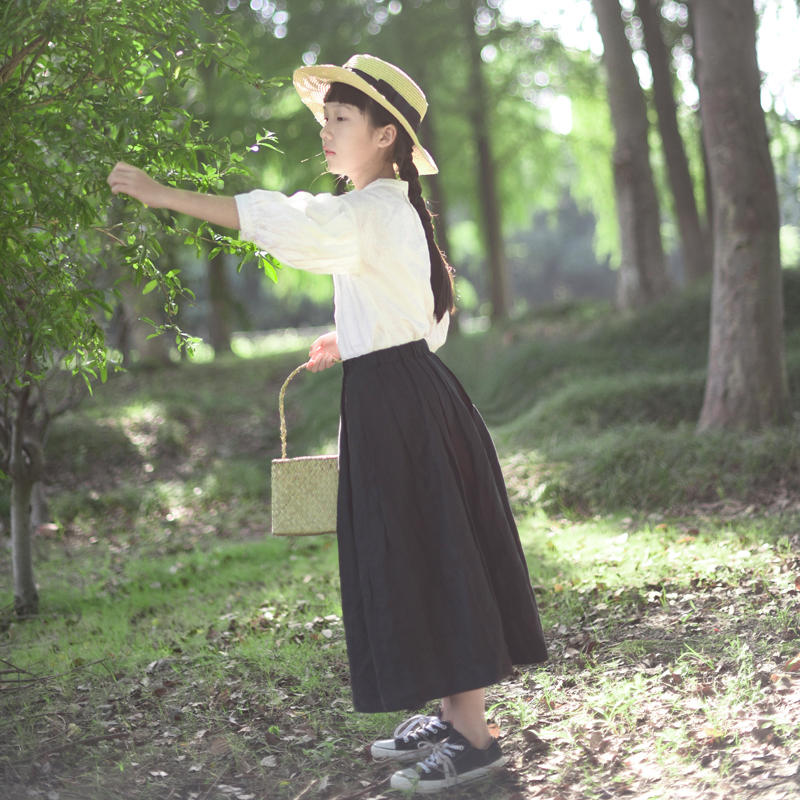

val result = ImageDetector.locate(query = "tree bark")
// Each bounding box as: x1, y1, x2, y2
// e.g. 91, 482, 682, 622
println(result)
464, 2, 510, 321
592, 0, 671, 309
692, 0, 791, 430
637, 0, 710, 282
9, 384, 41, 616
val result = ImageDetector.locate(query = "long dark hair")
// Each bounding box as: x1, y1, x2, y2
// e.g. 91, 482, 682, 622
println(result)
324, 82, 454, 321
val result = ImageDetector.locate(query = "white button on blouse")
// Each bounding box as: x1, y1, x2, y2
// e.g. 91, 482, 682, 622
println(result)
235, 178, 448, 360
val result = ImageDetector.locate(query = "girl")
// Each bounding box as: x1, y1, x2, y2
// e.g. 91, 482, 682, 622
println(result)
108, 53, 547, 793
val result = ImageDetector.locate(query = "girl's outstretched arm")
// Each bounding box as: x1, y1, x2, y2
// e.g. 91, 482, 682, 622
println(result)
107, 162, 240, 230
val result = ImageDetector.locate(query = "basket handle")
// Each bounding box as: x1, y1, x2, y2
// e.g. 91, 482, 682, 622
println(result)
279, 363, 309, 460
278, 359, 342, 459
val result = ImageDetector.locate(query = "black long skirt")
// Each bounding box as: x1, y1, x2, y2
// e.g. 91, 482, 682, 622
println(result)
337, 339, 548, 713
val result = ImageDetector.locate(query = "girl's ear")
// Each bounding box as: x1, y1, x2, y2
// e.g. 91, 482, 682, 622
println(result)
377, 123, 398, 150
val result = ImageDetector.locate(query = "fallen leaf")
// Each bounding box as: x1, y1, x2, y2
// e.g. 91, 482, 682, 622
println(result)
751, 724, 783, 745
585, 731, 606, 751
699, 726, 725, 745
149, 770, 168, 778
208, 737, 231, 756
521, 727, 550, 753
260, 755, 277, 768
786, 652, 800, 672
626, 751, 662, 779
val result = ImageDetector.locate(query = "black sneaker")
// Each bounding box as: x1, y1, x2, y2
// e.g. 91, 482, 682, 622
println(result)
390, 730, 505, 793
371, 714, 453, 763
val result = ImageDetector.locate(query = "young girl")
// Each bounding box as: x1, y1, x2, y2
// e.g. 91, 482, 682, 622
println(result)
108, 53, 547, 793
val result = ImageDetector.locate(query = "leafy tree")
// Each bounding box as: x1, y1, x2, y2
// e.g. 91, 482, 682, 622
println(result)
690, 0, 792, 429
0, 0, 274, 614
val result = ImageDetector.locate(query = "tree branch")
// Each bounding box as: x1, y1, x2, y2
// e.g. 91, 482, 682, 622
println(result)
17, 39, 50, 90
0, 36, 47, 87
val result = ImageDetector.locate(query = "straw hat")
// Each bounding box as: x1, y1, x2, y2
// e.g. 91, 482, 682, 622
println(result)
293, 54, 438, 176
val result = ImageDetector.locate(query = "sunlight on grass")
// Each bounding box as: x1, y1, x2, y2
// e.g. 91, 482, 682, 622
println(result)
519, 512, 782, 593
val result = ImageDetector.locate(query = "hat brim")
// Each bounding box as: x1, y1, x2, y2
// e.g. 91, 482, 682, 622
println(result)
293, 64, 438, 176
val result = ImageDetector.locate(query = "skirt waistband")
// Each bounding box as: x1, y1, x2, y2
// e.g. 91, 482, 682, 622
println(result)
343, 339, 430, 374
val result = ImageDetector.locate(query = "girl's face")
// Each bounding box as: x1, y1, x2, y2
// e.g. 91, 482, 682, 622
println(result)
321, 101, 397, 190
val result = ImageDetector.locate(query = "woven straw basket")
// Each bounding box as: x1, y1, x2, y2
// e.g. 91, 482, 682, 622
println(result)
271, 363, 338, 536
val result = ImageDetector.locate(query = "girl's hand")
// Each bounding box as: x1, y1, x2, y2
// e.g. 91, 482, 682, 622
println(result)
307, 331, 340, 372
107, 162, 170, 208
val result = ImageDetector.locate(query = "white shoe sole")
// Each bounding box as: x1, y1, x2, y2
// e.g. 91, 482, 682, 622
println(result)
390, 756, 506, 793
370, 742, 435, 763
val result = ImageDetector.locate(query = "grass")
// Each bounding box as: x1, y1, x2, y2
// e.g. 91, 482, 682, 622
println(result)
1, 283, 799, 798
2, 506, 798, 798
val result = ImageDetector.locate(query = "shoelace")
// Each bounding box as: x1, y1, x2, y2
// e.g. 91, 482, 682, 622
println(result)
393, 714, 446, 743
416, 740, 465, 785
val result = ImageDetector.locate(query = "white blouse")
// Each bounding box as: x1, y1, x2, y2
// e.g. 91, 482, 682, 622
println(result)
235, 178, 448, 360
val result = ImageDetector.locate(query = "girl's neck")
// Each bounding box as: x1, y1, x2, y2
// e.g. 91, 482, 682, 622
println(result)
350, 161, 396, 191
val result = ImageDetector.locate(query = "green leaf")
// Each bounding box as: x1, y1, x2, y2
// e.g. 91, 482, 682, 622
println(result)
142, 280, 158, 295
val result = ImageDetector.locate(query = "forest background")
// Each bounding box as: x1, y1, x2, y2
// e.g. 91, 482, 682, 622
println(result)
2, 1, 800, 799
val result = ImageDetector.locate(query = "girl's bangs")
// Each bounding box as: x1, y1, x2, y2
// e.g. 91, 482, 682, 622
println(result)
324, 81, 370, 109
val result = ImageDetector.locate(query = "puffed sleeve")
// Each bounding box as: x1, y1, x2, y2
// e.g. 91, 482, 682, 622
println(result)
235, 190, 360, 274
425, 312, 449, 352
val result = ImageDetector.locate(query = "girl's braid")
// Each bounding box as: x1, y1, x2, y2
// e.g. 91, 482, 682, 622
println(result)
395, 131, 454, 322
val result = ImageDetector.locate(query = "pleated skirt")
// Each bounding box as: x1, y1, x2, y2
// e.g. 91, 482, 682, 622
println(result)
337, 339, 548, 713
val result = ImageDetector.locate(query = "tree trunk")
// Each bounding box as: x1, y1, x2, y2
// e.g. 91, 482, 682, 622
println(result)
9, 386, 41, 616
592, 0, 671, 309
208, 248, 232, 356
685, 5, 715, 264
464, 2, 510, 321
692, 0, 791, 430
30, 481, 49, 531
637, 0, 710, 282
